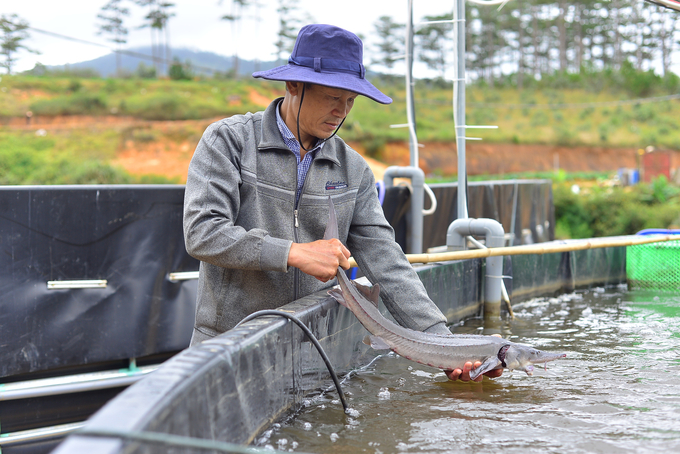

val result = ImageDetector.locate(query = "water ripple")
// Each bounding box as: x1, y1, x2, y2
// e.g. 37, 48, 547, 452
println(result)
265, 288, 680, 453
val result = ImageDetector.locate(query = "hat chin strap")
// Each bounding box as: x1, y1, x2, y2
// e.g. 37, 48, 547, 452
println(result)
296, 84, 346, 152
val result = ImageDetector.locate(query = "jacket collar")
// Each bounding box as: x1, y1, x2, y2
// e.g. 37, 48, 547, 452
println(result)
259, 98, 342, 167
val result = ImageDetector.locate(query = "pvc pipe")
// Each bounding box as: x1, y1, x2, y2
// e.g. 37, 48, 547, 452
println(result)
383, 166, 425, 254
468, 236, 515, 318
0, 422, 84, 447
447, 218, 505, 316
0, 365, 157, 401
422, 183, 437, 216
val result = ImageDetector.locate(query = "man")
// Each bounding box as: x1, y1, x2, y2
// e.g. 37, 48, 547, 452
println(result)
183, 24, 501, 382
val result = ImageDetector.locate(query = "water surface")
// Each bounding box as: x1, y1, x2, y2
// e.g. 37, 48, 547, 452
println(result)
259, 286, 680, 453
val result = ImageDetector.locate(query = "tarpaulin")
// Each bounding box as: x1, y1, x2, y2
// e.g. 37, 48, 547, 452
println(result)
0, 186, 198, 379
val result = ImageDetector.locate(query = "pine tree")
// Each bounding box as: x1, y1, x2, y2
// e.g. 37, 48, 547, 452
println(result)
416, 13, 453, 80
97, 0, 130, 76
371, 15, 405, 73
0, 14, 38, 74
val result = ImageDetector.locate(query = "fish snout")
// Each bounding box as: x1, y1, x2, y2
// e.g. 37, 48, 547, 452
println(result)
530, 352, 567, 364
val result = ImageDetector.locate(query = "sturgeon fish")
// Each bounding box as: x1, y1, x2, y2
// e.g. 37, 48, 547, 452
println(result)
324, 197, 565, 380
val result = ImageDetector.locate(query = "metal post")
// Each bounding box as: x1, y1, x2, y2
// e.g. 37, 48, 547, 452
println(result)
405, 0, 418, 167
455, 0, 468, 219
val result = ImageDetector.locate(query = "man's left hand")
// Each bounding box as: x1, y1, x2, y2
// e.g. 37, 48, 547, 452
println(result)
445, 361, 503, 382
444, 333, 504, 382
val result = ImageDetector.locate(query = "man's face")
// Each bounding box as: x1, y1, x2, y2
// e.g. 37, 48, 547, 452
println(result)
296, 83, 358, 141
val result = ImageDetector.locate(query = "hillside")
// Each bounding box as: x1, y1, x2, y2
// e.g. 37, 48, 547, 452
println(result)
42, 47, 281, 78
1, 72, 679, 184
2, 112, 649, 183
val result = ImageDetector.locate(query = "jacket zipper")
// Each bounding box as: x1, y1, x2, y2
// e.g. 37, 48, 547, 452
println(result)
292, 159, 316, 301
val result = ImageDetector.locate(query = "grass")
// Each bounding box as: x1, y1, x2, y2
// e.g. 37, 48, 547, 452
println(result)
1, 71, 679, 239
0, 129, 176, 185
2, 72, 679, 149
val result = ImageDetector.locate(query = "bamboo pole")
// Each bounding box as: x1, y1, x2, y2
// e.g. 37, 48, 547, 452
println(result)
347, 234, 678, 268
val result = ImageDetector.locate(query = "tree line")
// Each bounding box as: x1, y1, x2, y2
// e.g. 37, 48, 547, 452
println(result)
0, 0, 311, 76
370, 0, 679, 86
2, 0, 678, 83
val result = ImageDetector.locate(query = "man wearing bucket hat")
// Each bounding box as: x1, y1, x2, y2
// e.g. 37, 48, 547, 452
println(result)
183, 24, 501, 382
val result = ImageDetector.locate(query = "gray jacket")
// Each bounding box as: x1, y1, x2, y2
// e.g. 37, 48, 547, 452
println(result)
183, 98, 448, 344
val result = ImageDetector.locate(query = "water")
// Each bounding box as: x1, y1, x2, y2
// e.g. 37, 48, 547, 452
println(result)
259, 285, 680, 453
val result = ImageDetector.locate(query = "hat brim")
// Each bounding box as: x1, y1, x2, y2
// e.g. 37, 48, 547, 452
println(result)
253, 64, 392, 105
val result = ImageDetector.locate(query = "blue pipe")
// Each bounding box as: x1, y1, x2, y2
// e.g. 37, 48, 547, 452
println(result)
636, 229, 680, 235
376, 180, 385, 205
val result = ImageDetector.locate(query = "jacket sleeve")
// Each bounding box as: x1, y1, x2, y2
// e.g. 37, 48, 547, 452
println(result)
346, 164, 449, 334
183, 120, 291, 272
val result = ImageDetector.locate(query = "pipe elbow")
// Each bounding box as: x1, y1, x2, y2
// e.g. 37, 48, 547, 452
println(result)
383, 166, 424, 188
446, 218, 505, 249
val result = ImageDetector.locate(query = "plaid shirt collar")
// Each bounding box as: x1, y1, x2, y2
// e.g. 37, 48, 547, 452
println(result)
275, 101, 325, 203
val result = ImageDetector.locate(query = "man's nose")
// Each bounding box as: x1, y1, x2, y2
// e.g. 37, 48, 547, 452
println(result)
334, 100, 351, 118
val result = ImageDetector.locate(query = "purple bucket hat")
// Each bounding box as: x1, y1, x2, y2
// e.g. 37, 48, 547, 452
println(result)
253, 24, 392, 105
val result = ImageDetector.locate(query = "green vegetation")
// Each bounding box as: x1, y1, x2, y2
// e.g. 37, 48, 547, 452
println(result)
0, 75, 281, 120
1, 68, 679, 150
0, 129, 176, 184
553, 176, 680, 239
1, 69, 679, 238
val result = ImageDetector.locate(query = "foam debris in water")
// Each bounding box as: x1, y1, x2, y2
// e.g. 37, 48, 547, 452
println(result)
345, 407, 361, 418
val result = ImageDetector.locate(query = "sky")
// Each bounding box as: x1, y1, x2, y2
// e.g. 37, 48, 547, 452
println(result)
7, 0, 459, 74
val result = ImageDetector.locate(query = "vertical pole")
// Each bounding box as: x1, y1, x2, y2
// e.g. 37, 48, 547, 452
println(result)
405, 0, 418, 168
455, 0, 468, 219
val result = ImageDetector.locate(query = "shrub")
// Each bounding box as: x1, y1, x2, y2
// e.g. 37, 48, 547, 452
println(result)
169, 58, 193, 81
30, 93, 109, 116
620, 61, 660, 97
122, 93, 221, 120
553, 179, 680, 239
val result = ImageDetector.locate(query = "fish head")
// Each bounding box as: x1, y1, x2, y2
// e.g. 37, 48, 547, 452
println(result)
502, 345, 566, 376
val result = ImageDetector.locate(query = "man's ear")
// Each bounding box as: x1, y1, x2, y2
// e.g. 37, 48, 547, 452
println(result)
286, 81, 302, 96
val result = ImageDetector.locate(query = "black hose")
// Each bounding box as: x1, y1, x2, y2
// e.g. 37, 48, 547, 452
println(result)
234, 310, 349, 412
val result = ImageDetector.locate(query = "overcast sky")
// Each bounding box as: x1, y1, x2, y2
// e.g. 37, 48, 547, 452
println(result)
7, 0, 458, 74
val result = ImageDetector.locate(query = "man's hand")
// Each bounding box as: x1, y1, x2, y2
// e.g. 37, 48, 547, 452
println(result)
445, 361, 503, 382
444, 333, 504, 382
288, 239, 351, 282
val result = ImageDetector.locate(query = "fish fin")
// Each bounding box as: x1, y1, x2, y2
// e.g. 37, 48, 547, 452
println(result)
353, 281, 380, 308
363, 335, 391, 351
469, 357, 502, 380
323, 196, 339, 240
328, 288, 349, 309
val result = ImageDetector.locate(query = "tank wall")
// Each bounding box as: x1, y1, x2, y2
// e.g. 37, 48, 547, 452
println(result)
0, 186, 199, 379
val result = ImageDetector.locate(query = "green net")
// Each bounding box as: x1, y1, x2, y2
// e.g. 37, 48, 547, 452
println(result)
627, 239, 680, 291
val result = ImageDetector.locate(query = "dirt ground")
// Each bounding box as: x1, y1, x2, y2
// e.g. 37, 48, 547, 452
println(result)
108, 136, 644, 183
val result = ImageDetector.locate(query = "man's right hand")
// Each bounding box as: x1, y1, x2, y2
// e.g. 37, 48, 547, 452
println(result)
287, 239, 351, 282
